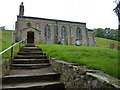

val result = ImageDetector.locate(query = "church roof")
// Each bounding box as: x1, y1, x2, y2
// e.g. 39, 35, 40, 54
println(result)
17, 15, 86, 25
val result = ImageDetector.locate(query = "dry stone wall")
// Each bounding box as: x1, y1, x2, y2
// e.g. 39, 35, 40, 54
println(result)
50, 58, 120, 89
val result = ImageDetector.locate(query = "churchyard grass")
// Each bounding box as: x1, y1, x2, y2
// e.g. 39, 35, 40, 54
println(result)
0, 30, 19, 59
95, 37, 120, 49
37, 44, 119, 79
1, 42, 19, 59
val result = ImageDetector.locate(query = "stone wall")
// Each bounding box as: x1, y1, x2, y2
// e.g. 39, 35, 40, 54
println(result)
15, 16, 96, 46
88, 30, 96, 46
50, 58, 120, 89
0, 59, 11, 77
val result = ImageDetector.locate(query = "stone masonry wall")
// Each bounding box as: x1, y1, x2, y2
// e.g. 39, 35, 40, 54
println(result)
15, 16, 95, 46
0, 59, 11, 77
50, 58, 120, 89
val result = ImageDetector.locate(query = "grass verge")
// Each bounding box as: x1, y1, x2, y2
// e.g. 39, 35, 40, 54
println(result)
37, 44, 119, 79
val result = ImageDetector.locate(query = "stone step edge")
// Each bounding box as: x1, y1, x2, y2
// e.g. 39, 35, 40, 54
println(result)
12, 63, 50, 66
13, 59, 49, 61
14, 55, 47, 57
18, 51, 43, 54
3, 72, 59, 78
2, 81, 64, 89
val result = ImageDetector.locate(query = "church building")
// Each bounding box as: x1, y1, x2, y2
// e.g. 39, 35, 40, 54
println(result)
14, 2, 95, 46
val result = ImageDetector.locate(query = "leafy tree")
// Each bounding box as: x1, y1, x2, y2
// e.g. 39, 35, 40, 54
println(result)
94, 28, 105, 37
0, 26, 7, 30
94, 28, 119, 41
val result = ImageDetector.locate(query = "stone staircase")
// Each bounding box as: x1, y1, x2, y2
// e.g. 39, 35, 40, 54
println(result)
2, 44, 65, 90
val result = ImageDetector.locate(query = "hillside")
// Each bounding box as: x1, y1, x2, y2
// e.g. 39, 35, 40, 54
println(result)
0, 30, 14, 42
95, 37, 120, 49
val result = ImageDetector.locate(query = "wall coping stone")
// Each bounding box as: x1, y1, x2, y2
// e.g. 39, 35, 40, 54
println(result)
51, 58, 120, 88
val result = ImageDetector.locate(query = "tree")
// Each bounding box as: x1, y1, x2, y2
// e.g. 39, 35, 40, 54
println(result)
94, 28, 105, 37
0, 26, 7, 30
94, 28, 119, 41
113, 0, 120, 30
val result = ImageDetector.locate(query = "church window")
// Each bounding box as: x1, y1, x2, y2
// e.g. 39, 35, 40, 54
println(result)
45, 25, 51, 40
61, 26, 67, 39
76, 27, 81, 40
27, 23, 31, 27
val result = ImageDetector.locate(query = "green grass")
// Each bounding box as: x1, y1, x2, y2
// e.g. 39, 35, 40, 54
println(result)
0, 30, 14, 42
95, 37, 120, 49
1, 42, 19, 59
0, 30, 19, 59
37, 44, 119, 79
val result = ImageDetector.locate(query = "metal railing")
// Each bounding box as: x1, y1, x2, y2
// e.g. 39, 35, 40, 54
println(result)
0, 39, 26, 59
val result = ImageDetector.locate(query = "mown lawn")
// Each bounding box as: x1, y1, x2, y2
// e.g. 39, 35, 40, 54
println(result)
95, 37, 120, 49
37, 44, 119, 79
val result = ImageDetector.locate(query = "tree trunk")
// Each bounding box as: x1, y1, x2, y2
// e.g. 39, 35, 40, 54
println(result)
118, 15, 120, 30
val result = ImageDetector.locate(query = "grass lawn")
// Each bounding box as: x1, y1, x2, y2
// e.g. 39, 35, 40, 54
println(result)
0, 30, 19, 59
95, 37, 120, 49
37, 44, 119, 79
1, 42, 19, 59
0, 30, 14, 42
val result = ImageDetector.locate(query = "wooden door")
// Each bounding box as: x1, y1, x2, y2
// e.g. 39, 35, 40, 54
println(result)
27, 31, 34, 43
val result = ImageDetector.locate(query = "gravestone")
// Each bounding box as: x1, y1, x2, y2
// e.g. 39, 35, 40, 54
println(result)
109, 43, 115, 49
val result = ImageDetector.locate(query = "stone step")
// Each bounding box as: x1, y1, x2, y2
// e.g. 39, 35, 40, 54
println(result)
19, 49, 42, 52
14, 55, 47, 59
12, 59, 49, 64
2, 81, 65, 90
2, 73, 60, 84
2, 45, 65, 89
18, 51, 44, 55
25, 44, 35, 47
11, 63, 50, 69
20, 47, 42, 51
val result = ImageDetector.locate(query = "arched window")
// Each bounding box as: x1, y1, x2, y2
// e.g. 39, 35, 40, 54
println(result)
76, 27, 82, 40
27, 23, 31, 28
45, 25, 51, 40
61, 26, 67, 39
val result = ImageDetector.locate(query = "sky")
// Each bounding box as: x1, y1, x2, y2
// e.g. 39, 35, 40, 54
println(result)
0, 0, 118, 30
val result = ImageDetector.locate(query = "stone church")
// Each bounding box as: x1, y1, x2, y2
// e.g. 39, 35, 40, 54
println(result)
14, 2, 95, 46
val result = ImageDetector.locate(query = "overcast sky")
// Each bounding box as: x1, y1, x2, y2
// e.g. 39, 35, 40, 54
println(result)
0, 0, 118, 30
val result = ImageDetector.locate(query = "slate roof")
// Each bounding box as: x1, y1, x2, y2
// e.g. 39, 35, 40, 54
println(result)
17, 15, 86, 25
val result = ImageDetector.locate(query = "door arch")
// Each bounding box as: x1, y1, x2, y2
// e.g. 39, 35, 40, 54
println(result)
27, 31, 34, 43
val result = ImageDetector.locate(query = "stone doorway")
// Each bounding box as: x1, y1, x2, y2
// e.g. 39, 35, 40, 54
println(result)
27, 31, 34, 43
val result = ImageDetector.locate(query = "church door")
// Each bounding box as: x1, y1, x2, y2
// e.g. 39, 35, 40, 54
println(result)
27, 31, 34, 43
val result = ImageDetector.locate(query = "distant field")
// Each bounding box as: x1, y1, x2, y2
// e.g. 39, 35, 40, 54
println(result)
37, 44, 119, 78
95, 37, 120, 49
